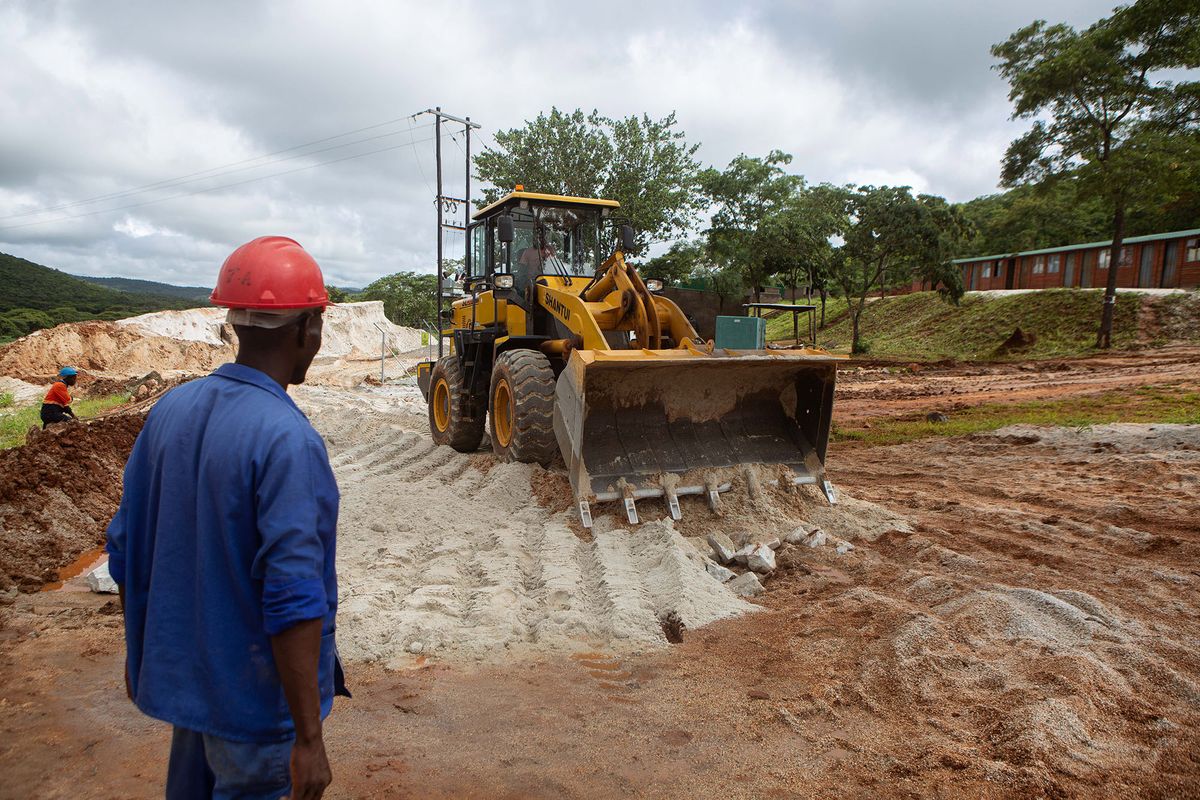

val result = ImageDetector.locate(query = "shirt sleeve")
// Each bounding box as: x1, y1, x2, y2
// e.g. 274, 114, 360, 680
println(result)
252, 431, 329, 637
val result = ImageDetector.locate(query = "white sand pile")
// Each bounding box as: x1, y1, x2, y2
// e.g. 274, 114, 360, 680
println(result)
117, 307, 227, 345
0, 301, 423, 380
0, 376, 44, 404
316, 301, 423, 359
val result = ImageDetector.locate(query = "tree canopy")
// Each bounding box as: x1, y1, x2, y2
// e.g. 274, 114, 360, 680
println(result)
992, 0, 1200, 346
474, 108, 703, 251
358, 272, 438, 329
827, 185, 969, 353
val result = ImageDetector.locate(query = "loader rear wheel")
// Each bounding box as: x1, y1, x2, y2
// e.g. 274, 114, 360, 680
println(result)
429, 355, 485, 452
489, 350, 557, 465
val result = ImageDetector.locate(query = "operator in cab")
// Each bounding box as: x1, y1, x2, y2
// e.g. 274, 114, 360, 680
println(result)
41, 366, 78, 428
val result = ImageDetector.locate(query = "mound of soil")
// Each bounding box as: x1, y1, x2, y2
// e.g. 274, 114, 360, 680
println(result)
996, 326, 1038, 355
0, 414, 145, 592
0, 302, 423, 380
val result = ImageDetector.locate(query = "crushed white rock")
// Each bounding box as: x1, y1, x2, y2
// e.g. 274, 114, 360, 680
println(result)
746, 544, 777, 574
728, 572, 765, 597
706, 561, 737, 583
86, 561, 118, 594
707, 532, 737, 564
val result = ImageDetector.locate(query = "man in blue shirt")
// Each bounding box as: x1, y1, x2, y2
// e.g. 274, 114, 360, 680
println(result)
107, 236, 346, 799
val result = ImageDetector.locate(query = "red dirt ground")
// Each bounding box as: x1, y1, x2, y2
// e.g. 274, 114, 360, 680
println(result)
1, 350, 1198, 798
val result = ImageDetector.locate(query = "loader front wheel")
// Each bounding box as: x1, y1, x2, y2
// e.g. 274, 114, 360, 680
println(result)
429, 355, 485, 452
489, 350, 557, 465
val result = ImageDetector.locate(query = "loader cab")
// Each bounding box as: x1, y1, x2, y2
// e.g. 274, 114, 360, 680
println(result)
467, 191, 620, 300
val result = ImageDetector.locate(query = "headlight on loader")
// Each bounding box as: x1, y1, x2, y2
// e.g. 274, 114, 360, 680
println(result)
494, 274, 514, 289
645, 279, 663, 292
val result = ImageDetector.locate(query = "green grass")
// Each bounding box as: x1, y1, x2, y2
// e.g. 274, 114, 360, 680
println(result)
832, 387, 1200, 447
0, 392, 13, 409
0, 394, 130, 449
784, 289, 1145, 360
761, 296, 850, 343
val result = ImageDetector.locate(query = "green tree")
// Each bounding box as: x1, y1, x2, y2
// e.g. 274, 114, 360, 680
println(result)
759, 185, 847, 330
958, 180, 1111, 256
992, 0, 1200, 347
706, 263, 747, 315
700, 151, 802, 301
829, 186, 967, 354
474, 108, 703, 250
359, 272, 438, 329
641, 240, 705, 286
325, 285, 350, 303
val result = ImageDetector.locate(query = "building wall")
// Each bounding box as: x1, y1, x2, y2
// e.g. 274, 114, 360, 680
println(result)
942, 232, 1200, 293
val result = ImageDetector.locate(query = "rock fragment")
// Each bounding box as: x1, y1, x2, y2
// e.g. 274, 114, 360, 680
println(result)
728, 571, 764, 597
806, 530, 828, 548
706, 532, 737, 564
835, 539, 855, 555
784, 527, 810, 545
706, 561, 736, 583
732, 544, 755, 565
746, 544, 777, 574
85, 561, 119, 594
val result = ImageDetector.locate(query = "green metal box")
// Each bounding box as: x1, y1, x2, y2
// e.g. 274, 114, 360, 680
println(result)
715, 315, 765, 350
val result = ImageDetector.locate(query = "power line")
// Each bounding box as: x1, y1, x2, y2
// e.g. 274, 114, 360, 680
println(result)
0, 133, 441, 232
0, 117, 438, 221
406, 116, 435, 197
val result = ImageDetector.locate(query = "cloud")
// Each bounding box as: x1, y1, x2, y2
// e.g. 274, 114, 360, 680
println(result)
0, 0, 1119, 287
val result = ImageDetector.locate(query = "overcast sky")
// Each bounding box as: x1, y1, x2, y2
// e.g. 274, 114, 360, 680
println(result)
0, 0, 1119, 288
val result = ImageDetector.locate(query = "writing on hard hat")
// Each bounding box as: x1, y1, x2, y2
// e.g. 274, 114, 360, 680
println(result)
210, 236, 329, 310
59, 366, 78, 377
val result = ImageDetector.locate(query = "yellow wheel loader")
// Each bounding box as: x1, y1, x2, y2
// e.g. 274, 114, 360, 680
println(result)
416, 190, 844, 528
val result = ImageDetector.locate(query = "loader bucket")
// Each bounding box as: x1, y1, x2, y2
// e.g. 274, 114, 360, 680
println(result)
552, 349, 841, 527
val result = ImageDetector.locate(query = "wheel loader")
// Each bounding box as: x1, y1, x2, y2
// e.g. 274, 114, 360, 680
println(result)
416, 190, 845, 528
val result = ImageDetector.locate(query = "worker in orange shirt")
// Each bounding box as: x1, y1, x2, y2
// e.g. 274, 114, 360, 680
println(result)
41, 366, 78, 428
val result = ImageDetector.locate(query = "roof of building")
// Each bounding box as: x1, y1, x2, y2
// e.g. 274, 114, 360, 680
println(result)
953, 228, 1200, 264
471, 191, 620, 221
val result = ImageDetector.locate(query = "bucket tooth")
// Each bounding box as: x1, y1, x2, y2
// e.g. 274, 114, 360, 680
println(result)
821, 480, 839, 505
744, 466, 762, 500
620, 482, 639, 525
706, 478, 722, 512
578, 499, 594, 529
661, 478, 682, 521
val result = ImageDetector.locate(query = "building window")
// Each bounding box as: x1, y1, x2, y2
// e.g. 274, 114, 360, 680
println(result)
982, 262, 992, 278
1119, 246, 1133, 267
1032, 255, 1045, 274
1048, 255, 1060, 273
1186, 238, 1200, 262
1098, 249, 1111, 269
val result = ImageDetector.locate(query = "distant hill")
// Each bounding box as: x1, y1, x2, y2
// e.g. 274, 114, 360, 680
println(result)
78, 276, 211, 302
0, 251, 202, 342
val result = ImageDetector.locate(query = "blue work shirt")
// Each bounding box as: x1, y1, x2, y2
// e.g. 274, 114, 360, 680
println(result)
106, 363, 344, 743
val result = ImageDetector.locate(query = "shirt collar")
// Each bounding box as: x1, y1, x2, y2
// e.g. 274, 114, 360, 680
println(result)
212, 363, 299, 409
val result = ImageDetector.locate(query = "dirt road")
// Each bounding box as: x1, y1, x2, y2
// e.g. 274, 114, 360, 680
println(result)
836, 344, 1200, 423
1, 348, 1198, 798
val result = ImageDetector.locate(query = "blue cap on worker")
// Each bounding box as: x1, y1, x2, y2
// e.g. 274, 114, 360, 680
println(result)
59, 366, 78, 377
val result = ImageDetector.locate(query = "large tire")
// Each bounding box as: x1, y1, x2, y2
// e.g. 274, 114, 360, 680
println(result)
429, 355, 485, 452
489, 350, 558, 465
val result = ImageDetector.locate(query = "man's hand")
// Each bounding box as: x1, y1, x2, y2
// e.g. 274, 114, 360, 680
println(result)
289, 735, 332, 799
270, 618, 329, 799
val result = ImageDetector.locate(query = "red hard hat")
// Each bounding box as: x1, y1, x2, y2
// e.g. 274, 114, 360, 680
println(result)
210, 236, 329, 309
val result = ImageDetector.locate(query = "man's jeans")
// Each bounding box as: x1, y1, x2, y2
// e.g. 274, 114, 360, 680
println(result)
166, 727, 292, 800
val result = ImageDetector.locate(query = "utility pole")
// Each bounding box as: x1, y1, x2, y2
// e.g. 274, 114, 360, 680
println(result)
414, 107, 480, 359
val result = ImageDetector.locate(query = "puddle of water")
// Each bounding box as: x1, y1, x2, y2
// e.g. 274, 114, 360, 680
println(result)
40, 548, 107, 592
